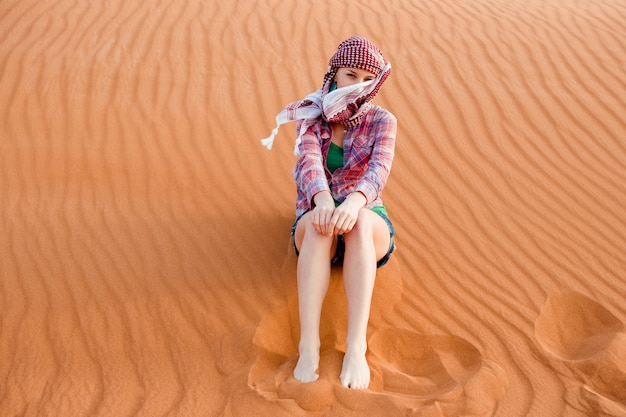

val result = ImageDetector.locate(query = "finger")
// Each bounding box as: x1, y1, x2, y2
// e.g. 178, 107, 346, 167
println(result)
327, 216, 338, 236
337, 215, 356, 235
345, 218, 356, 233
325, 218, 335, 236
336, 219, 350, 235
328, 210, 343, 234
312, 213, 322, 234
332, 216, 343, 235
316, 212, 330, 236
323, 209, 336, 236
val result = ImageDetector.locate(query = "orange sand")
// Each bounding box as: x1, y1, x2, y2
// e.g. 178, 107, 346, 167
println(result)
1, 0, 625, 415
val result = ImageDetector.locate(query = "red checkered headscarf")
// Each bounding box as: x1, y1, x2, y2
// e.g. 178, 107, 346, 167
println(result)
261, 36, 391, 154
321, 36, 390, 126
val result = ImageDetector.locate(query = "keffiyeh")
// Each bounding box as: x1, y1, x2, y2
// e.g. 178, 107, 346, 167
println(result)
261, 36, 391, 155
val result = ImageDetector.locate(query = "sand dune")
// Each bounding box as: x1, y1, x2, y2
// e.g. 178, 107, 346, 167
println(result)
1, 0, 625, 415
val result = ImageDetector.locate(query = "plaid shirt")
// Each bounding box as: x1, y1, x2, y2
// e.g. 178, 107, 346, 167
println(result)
293, 105, 397, 217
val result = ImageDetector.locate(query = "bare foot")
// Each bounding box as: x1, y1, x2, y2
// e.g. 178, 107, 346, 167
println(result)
294, 346, 320, 383
340, 348, 370, 389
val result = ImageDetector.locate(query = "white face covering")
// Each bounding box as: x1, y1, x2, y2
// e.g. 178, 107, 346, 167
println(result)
260, 62, 390, 155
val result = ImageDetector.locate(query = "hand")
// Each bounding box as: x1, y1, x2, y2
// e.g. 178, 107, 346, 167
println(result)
330, 193, 366, 235
311, 192, 336, 237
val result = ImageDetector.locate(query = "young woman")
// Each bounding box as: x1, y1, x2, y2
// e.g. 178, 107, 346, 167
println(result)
261, 36, 396, 389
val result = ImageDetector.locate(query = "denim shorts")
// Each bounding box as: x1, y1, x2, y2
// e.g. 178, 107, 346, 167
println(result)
290, 210, 396, 268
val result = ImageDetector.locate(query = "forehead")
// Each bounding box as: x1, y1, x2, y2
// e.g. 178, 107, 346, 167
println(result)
338, 67, 376, 78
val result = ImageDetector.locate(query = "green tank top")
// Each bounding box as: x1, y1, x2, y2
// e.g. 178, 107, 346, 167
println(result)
326, 142, 344, 173
327, 142, 388, 217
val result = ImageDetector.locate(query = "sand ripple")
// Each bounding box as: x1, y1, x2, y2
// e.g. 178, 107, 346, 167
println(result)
1, 0, 625, 415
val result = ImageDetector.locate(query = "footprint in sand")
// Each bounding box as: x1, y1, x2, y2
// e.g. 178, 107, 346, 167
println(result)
365, 327, 507, 416
368, 328, 483, 396
535, 291, 626, 415
247, 246, 506, 416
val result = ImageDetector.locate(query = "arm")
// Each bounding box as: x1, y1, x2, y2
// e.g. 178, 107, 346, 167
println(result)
353, 111, 397, 204
293, 121, 336, 236
331, 111, 397, 234
293, 121, 331, 206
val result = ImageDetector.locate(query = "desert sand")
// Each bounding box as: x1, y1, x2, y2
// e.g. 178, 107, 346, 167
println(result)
1, 0, 625, 415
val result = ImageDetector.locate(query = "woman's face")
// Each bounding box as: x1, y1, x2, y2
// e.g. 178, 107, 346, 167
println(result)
334, 67, 376, 88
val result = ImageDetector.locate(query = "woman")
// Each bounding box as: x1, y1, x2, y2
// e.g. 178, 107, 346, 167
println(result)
261, 36, 396, 389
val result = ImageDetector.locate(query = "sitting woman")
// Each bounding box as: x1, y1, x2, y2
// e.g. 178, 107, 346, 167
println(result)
261, 36, 397, 389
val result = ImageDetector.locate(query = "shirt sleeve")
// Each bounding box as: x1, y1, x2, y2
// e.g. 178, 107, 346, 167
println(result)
293, 121, 330, 207
354, 111, 397, 204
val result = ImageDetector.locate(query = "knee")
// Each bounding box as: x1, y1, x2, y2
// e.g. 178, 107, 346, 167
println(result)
299, 213, 333, 242
344, 209, 374, 242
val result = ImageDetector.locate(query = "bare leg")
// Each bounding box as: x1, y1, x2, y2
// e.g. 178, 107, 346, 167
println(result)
293, 214, 334, 382
339, 209, 391, 389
